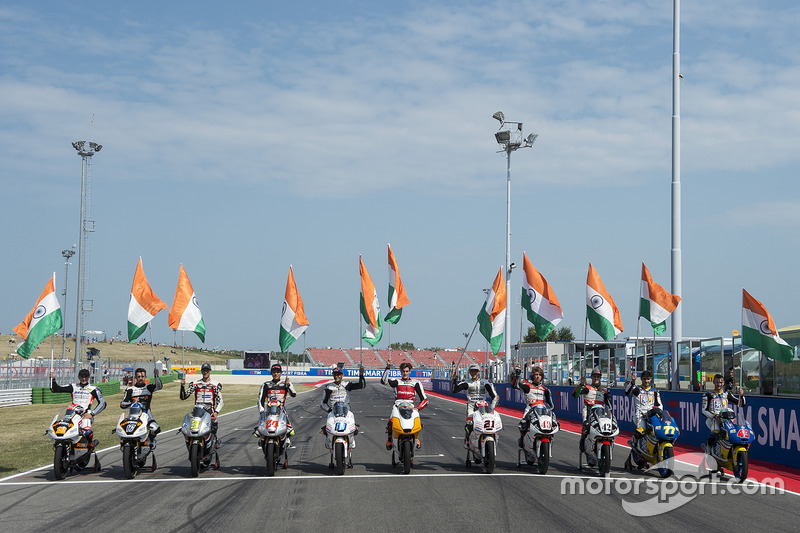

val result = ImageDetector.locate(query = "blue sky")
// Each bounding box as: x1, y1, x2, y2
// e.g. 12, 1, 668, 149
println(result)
2, 1, 799, 354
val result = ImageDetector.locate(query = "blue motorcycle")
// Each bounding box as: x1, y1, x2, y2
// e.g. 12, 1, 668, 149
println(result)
625, 407, 680, 478
701, 408, 755, 483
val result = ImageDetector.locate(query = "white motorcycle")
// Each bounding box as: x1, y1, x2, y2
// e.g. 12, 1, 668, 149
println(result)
388, 400, 423, 475
179, 406, 220, 477
46, 404, 100, 480
115, 401, 157, 479
322, 401, 358, 475
255, 399, 291, 476
578, 404, 619, 476
466, 400, 503, 474
517, 404, 559, 474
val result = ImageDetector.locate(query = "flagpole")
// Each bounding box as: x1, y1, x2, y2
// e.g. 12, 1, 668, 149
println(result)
455, 321, 480, 370
147, 322, 157, 369
582, 316, 588, 379
181, 330, 185, 374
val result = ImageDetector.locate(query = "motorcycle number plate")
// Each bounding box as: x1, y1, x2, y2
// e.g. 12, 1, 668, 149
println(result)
190, 419, 201, 430
737, 428, 750, 439
266, 420, 279, 429
335, 422, 347, 432
55, 427, 66, 435
600, 421, 611, 432
484, 420, 495, 430
540, 417, 552, 430
127, 422, 137, 433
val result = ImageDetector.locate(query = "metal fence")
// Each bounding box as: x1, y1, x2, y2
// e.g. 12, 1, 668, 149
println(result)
0, 359, 165, 390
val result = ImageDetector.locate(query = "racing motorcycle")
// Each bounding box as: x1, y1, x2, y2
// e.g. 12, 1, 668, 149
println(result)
322, 401, 358, 475
700, 408, 755, 483
578, 404, 619, 476
46, 405, 100, 480
466, 400, 503, 474
255, 398, 291, 476
115, 401, 157, 479
517, 404, 559, 474
625, 407, 679, 478
178, 405, 220, 477
388, 399, 422, 474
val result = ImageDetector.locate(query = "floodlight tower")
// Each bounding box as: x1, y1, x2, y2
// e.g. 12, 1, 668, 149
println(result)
492, 112, 537, 379
61, 245, 76, 361
71, 140, 101, 370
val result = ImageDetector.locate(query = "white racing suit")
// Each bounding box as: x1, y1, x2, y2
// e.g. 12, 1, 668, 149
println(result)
702, 390, 745, 447
624, 382, 661, 438
50, 378, 106, 443
451, 377, 498, 445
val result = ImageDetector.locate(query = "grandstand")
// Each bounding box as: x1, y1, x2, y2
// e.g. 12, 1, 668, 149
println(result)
407, 350, 443, 367
345, 348, 385, 367
376, 349, 415, 367
307, 348, 353, 367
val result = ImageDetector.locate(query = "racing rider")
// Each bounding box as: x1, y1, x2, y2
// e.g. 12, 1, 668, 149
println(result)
320, 366, 366, 412
701, 373, 745, 450
572, 367, 611, 464
120, 367, 163, 449
451, 363, 498, 449
381, 359, 428, 450
258, 363, 297, 436
180, 363, 224, 443
50, 369, 106, 449
511, 365, 554, 449
624, 370, 661, 445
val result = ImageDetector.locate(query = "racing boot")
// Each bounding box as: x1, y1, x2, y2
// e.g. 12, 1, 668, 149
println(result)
386, 422, 393, 450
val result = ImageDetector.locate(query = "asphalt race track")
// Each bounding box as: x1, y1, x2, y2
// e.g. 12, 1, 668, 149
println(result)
1, 383, 798, 532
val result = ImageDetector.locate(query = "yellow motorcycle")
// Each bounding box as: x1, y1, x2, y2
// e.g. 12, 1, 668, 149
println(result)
624, 407, 679, 478
388, 400, 422, 474
700, 408, 754, 483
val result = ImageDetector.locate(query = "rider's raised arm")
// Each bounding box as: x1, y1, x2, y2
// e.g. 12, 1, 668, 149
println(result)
348, 372, 366, 391
286, 381, 297, 398
215, 383, 224, 413
544, 388, 555, 410
257, 382, 267, 413
120, 388, 133, 409
727, 391, 745, 407
485, 382, 499, 410
179, 381, 195, 401
150, 370, 163, 392
700, 392, 716, 419
380, 365, 396, 387
320, 386, 333, 412
50, 377, 72, 394
90, 387, 106, 416
624, 381, 637, 396
653, 389, 662, 408
414, 381, 428, 410
571, 383, 587, 398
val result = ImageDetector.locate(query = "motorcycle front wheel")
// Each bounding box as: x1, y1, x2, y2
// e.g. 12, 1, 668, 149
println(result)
334, 442, 345, 476
265, 441, 276, 477
189, 442, 201, 478
538, 441, 550, 474
402, 439, 412, 474
598, 443, 611, 476
122, 445, 138, 479
53, 445, 68, 480
732, 449, 748, 483
657, 446, 674, 478
484, 440, 496, 474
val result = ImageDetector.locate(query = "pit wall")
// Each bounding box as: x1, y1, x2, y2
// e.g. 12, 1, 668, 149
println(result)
431, 379, 800, 470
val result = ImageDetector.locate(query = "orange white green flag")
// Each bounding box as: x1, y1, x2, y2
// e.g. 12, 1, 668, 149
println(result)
478, 268, 506, 356
359, 256, 383, 346
742, 289, 793, 362
520, 252, 563, 339
586, 263, 622, 341
279, 266, 309, 352
639, 263, 681, 336
127, 257, 167, 342
168, 264, 206, 343
385, 244, 410, 325
14, 273, 63, 359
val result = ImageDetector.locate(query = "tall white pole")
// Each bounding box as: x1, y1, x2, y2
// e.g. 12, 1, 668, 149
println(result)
504, 148, 512, 381
670, 0, 682, 391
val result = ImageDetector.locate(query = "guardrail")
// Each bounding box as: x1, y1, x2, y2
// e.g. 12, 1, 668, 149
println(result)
0, 388, 33, 407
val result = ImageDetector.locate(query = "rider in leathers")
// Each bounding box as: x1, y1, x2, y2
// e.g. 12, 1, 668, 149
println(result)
702, 373, 745, 450
511, 365, 554, 449
180, 363, 223, 442
381, 360, 428, 449
624, 370, 661, 444
451, 364, 498, 448
50, 368, 106, 448
258, 363, 297, 436
572, 367, 611, 464
320, 367, 366, 448
120, 367, 162, 448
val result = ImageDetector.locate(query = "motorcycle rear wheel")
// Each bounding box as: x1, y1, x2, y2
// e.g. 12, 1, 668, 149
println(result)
123, 445, 138, 479
658, 446, 674, 478
484, 440, 496, 474
732, 450, 748, 483
334, 442, 345, 476
266, 441, 276, 477
598, 443, 611, 476
189, 442, 201, 478
53, 445, 68, 480
402, 439, 412, 474
537, 441, 550, 474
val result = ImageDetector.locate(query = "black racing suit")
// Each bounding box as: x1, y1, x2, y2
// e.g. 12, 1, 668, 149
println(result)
120, 373, 163, 444
181, 378, 224, 436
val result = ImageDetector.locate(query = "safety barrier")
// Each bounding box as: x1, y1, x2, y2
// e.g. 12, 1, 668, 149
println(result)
432, 379, 800, 470
30, 380, 123, 405
0, 388, 33, 407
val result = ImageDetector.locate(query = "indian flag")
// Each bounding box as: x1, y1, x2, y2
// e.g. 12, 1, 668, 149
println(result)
639, 262, 681, 336
520, 252, 563, 339
478, 268, 506, 356
279, 266, 309, 352
586, 263, 622, 341
385, 244, 410, 325
359, 256, 383, 346
168, 264, 206, 343
742, 289, 793, 363
127, 257, 167, 342
14, 273, 63, 359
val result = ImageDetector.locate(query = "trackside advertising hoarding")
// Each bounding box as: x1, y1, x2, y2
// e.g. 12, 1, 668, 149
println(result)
432, 379, 800, 470
234, 368, 432, 379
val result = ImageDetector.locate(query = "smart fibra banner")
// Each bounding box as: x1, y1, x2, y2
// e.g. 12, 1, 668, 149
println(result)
431, 380, 800, 469
234, 368, 432, 379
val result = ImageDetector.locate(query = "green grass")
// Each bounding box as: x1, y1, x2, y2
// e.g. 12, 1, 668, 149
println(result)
0, 381, 313, 477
